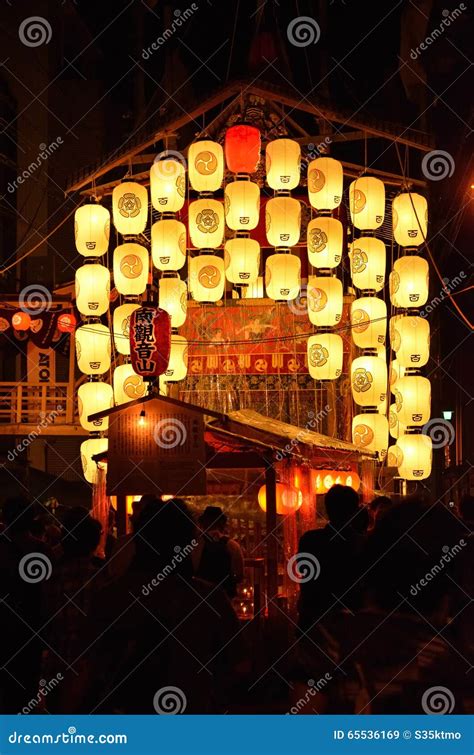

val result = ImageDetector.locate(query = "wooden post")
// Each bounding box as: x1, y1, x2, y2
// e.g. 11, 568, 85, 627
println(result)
264, 461, 278, 618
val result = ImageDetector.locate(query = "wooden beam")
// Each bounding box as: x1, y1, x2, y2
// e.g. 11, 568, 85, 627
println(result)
294, 131, 374, 144
0, 424, 87, 436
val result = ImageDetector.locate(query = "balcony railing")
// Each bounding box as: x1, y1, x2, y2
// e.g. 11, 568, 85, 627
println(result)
0, 383, 76, 425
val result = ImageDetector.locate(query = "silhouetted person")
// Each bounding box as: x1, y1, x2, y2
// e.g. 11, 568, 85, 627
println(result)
368, 495, 393, 529
107, 495, 152, 579
194, 506, 244, 598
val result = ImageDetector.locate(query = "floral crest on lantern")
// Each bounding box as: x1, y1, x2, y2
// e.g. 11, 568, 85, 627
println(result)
308, 168, 325, 193
124, 373, 146, 399
351, 308, 370, 333
308, 227, 328, 253
352, 367, 373, 393
351, 248, 368, 274
390, 270, 400, 295
351, 189, 366, 213
394, 388, 403, 412
198, 264, 221, 289
308, 287, 327, 312
196, 208, 219, 234
353, 423, 374, 447
176, 173, 186, 198
120, 254, 143, 279
387, 445, 403, 467
309, 343, 329, 367
118, 192, 141, 218
195, 150, 218, 175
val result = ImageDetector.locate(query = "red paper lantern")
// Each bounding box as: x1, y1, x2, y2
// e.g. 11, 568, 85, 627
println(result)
225, 125, 261, 174
130, 306, 171, 379
12, 311, 31, 331
57, 313, 77, 333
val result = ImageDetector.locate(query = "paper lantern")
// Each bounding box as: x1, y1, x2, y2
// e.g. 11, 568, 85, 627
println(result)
258, 483, 302, 514
387, 444, 404, 467
163, 335, 188, 382
307, 157, 343, 211
351, 297, 387, 349
266, 138, 300, 190
349, 237, 386, 292
224, 180, 260, 231
189, 255, 225, 302
265, 253, 300, 301
351, 356, 387, 406
113, 303, 140, 356
75, 264, 110, 317
390, 359, 406, 393
57, 313, 77, 333
113, 243, 149, 296
397, 433, 432, 480
151, 218, 186, 271
390, 255, 429, 308
78, 381, 113, 432
150, 158, 185, 212
112, 182, 148, 235
307, 216, 343, 268
352, 413, 388, 460
307, 275, 343, 327
389, 403, 406, 439
225, 125, 261, 174
307, 334, 343, 380
75, 204, 110, 257
113, 363, 146, 405
393, 375, 431, 427
188, 140, 224, 193
266, 197, 301, 248
349, 177, 385, 230
12, 312, 31, 330
76, 323, 111, 376
158, 276, 187, 328
393, 193, 428, 247
224, 238, 260, 285
189, 199, 224, 249
390, 315, 430, 367
80, 438, 108, 484
129, 307, 171, 378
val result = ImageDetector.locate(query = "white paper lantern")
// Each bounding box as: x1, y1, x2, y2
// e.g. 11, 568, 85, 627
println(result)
352, 413, 388, 459
397, 433, 432, 480
266, 197, 301, 248
351, 297, 387, 349
351, 355, 387, 407
390, 255, 429, 307
307, 216, 343, 268
266, 138, 300, 190
189, 199, 224, 249
307, 275, 343, 327
113, 243, 149, 296
113, 303, 140, 356
76, 323, 111, 376
349, 237, 386, 292
349, 177, 385, 230
307, 157, 343, 211
151, 218, 186, 271
393, 192, 428, 247
112, 182, 148, 235
75, 204, 110, 257
224, 238, 260, 285
159, 276, 187, 328
78, 381, 113, 432
80, 438, 108, 484
75, 264, 110, 317
163, 335, 188, 381
150, 158, 185, 213
225, 180, 260, 231
389, 404, 406, 439
113, 363, 147, 405
393, 375, 431, 427
265, 253, 300, 301
188, 140, 223, 193
307, 334, 343, 380
390, 315, 430, 367
189, 255, 225, 302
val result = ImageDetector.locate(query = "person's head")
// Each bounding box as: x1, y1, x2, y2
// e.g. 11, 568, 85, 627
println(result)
1, 496, 37, 536
369, 495, 393, 525
134, 498, 196, 572
325, 485, 360, 529
199, 506, 227, 533
61, 507, 102, 558
459, 494, 474, 524
130, 496, 154, 531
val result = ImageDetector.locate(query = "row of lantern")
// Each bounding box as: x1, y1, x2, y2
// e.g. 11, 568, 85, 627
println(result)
257, 470, 361, 514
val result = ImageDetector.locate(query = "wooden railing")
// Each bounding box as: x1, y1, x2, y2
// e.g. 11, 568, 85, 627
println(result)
0, 383, 77, 425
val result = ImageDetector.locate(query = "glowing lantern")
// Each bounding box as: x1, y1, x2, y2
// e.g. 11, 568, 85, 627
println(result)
225, 125, 260, 174
390, 255, 429, 307
112, 182, 148, 235
188, 140, 224, 193
393, 375, 431, 427
113, 363, 146, 405
150, 158, 185, 213
57, 313, 77, 333
265, 253, 300, 301
189, 255, 225, 302
129, 307, 171, 378
390, 315, 430, 367
258, 483, 302, 514
390, 359, 406, 392
75, 264, 110, 317
307, 275, 343, 327
397, 433, 432, 480
80, 438, 108, 484
307, 157, 343, 211
307, 216, 343, 268
189, 199, 224, 249
393, 192, 428, 247
78, 381, 113, 432
76, 323, 111, 376
224, 238, 260, 285
113, 303, 140, 356
266, 197, 301, 248
352, 413, 388, 460
75, 204, 110, 257
307, 334, 343, 380
350, 297, 387, 349
151, 218, 186, 271
163, 335, 188, 382
225, 180, 260, 230
158, 276, 187, 328
266, 138, 300, 190
12, 312, 31, 330
387, 444, 404, 467
349, 177, 385, 230
349, 237, 386, 291
351, 356, 387, 407
389, 403, 406, 440
113, 243, 149, 296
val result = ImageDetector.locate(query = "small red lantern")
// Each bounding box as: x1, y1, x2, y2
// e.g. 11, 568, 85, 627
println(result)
225, 125, 261, 174
57, 312, 77, 333
12, 311, 31, 331
130, 306, 171, 379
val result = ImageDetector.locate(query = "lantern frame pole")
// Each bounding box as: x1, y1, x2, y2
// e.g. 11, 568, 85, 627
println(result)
264, 459, 279, 618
